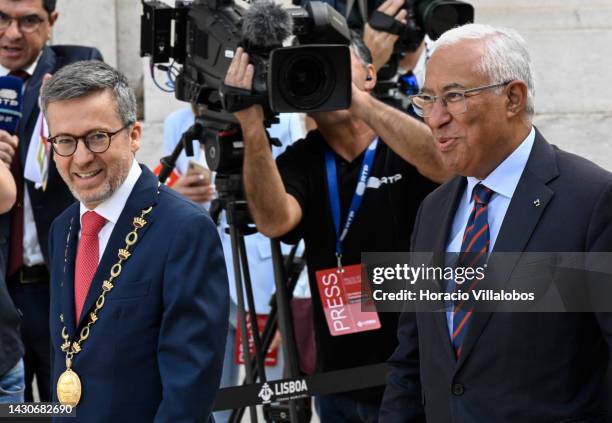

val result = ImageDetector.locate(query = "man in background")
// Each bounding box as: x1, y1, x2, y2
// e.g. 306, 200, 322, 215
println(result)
0, 0, 103, 401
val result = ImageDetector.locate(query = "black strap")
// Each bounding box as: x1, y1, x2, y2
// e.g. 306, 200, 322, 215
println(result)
368, 10, 405, 36
220, 83, 267, 113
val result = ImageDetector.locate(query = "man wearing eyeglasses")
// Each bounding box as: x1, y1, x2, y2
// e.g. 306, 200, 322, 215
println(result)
42, 60, 228, 422
0, 0, 103, 403
380, 23, 612, 422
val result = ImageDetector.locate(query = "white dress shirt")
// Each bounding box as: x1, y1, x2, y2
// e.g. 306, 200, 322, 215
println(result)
78, 158, 142, 260
444, 126, 536, 335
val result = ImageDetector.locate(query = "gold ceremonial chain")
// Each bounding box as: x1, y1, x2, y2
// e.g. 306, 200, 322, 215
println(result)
57, 204, 154, 406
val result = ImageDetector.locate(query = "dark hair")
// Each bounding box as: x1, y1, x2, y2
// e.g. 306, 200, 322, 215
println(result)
43, 0, 57, 16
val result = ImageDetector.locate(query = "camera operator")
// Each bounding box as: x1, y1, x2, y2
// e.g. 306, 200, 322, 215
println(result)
362, 0, 407, 71
299, 0, 425, 79
362, 0, 429, 114
225, 35, 448, 421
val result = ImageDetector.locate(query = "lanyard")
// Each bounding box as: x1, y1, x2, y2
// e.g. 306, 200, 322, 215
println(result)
324, 138, 378, 271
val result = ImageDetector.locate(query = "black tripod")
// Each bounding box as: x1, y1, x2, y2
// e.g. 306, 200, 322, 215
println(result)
158, 123, 311, 423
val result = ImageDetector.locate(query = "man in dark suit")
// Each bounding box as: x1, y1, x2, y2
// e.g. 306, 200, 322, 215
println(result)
42, 61, 229, 421
0, 0, 103, 401
380, 24, 612, 422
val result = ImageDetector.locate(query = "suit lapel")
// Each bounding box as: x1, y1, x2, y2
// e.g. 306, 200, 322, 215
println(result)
76, 166, 160, 328
59, 205, 80, 339
19, 46, 55, 164
428, 176, 466, 364
432, 176, 466, 258
456, 130, 559, 370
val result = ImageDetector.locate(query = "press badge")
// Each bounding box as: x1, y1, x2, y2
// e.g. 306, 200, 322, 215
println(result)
234, 314, 278, 366
315, 263, 381, 336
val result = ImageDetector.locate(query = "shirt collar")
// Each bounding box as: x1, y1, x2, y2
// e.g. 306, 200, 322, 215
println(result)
0, 50, 43, 77
79, 158, 142, 225
465, 126, 536, 202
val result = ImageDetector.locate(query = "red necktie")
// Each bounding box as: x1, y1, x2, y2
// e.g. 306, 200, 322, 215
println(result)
74, 211, 106, 321
7, 69, 30, 276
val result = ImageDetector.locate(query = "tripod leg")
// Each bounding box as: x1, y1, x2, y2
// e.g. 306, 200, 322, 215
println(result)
244, 243, 306, 384
270, 240, 310, 422
238, 236, 268, 382
229, 222, 258, 423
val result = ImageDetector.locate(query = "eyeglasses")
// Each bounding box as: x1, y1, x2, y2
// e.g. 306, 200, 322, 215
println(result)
48, 122, 134, 157
409, 81, 513, 118
0, 12, 46, 33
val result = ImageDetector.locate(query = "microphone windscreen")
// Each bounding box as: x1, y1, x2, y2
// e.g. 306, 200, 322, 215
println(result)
0, 76, 23, 135
242, 0, 293, 49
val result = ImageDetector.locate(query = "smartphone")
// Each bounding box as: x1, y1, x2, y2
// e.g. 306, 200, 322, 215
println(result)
188, 160, 212, 185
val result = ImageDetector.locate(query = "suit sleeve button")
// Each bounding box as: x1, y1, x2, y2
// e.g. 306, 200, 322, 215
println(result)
451, 383, 464, 396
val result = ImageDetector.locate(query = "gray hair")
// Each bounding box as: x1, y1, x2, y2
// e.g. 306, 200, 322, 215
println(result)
435, 23, 535, 117
350, 30, 373, 66
41, 61, 137, 126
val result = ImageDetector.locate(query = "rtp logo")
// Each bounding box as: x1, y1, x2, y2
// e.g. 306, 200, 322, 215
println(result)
258, 382, 274, 404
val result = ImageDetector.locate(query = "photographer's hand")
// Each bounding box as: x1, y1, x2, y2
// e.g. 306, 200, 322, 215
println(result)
173, 173, 216, 203
224, 48, 303, 238
363, 0, 407, 71
349, 81, 450, 183
224, 47, 264, 125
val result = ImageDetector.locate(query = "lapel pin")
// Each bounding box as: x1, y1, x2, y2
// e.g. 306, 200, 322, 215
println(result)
533, 199, 541, 207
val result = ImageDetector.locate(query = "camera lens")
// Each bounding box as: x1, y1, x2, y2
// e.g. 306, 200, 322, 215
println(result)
286, 58, 324, 97
269, 45, 351, 113
420, 1, 474, 41
279, 53, 334, 110
429, 6, 458, 38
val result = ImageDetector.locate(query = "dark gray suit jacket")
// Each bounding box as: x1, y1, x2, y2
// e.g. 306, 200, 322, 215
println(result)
380, 129, 612, 422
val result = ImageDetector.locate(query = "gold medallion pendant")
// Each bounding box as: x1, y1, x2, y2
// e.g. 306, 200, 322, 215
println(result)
56, 205, 154, 409
57, 368, 82, 406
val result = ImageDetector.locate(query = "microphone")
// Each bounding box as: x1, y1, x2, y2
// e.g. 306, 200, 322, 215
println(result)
241, 0, 293, 50
0, 75, 24, 135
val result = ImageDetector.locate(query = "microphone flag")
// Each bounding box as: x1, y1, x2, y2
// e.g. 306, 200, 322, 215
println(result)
24, 109, 50, 191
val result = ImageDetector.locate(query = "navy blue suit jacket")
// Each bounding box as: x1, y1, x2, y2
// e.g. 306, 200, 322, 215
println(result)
49, 166, 229, 422
380, 130, 612, 422
0, 44, 103, 274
